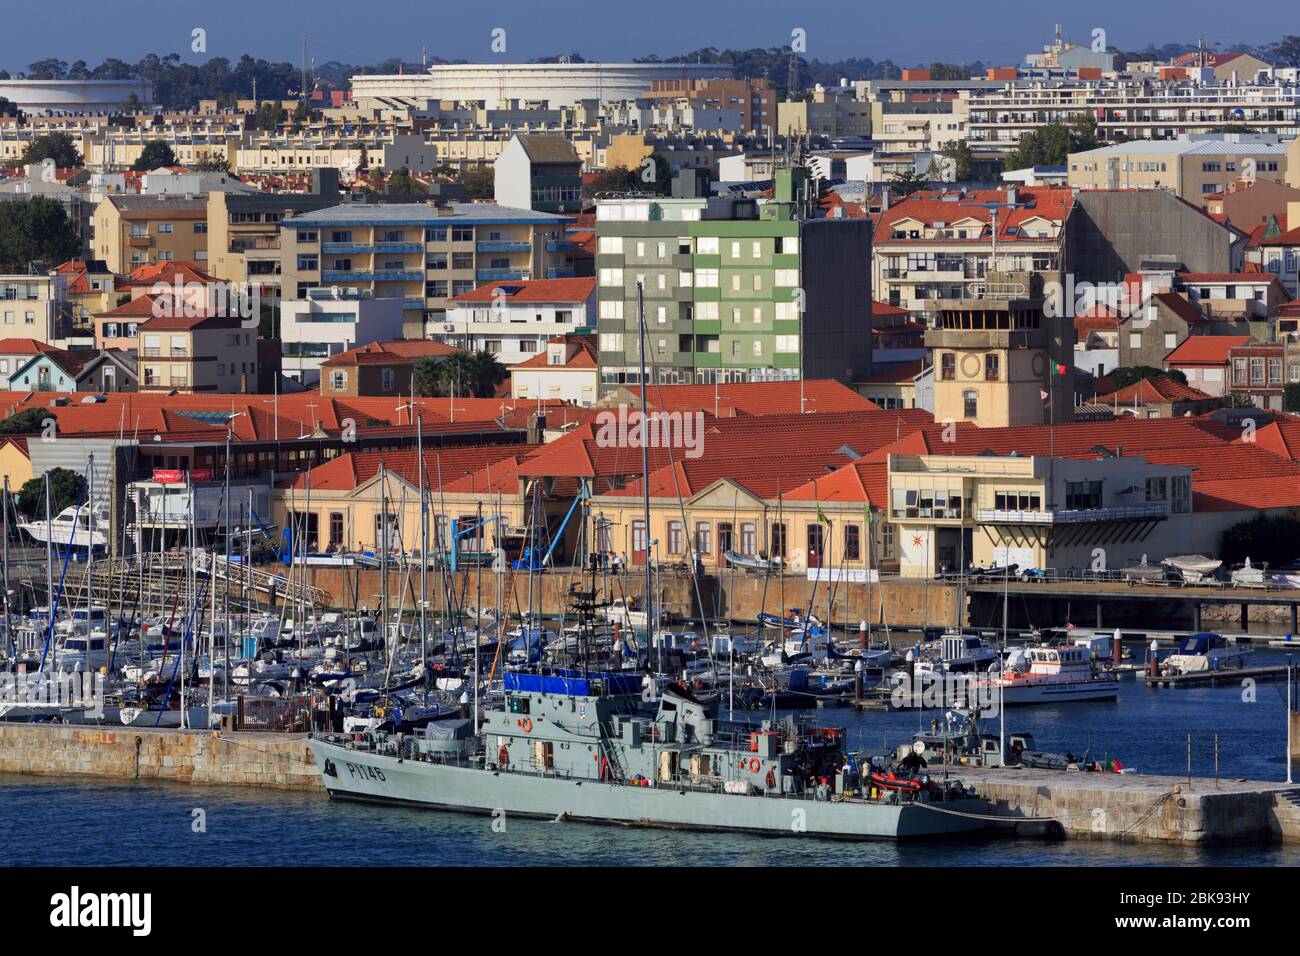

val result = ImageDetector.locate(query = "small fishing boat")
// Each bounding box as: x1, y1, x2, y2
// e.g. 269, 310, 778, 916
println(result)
1160, 633, 1251, 675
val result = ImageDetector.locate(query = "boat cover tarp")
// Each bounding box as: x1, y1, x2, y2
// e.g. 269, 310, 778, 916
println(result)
505, 669, 641, 697
423, 718, 473, 740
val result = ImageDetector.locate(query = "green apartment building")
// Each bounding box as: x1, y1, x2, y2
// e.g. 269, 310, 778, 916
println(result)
280, 201, 570, 339
595, 169, 872, 389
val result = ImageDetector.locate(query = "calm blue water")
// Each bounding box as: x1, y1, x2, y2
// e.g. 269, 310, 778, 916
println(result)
2, 650, 1298, 866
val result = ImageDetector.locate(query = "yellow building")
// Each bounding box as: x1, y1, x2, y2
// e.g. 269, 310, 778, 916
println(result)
93, 195, 209, 273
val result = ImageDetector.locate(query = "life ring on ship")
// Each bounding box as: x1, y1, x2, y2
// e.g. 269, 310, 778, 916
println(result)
765, 768, 776, 789
748, 757, 761, 773
498, 745, 509, 767
518, 718, 533, 733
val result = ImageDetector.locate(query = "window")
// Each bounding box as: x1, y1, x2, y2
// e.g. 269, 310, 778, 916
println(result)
844, 524, 861, 561
599, 268, 623, 287
1145, 477, 1167, 501
599, 333, 624, 353
1171, 476, 1191, 514
882, 523, 895, 559
751, 241, 762, 258
695, 269, 718, 288
774, 269, 798, 286
667, 521, 684, 555
694, 522, 711, 556
984, 353, 999, 381
775, 335, 798, 353
940, 353, 956, 381
598, 236, 623, 254
1129, 332, 1142, 350
296, 255, 318, 271
1164, 332, 1177, 350
382, 369, 396, 391
599, 299, 623, 319
696, 237, 719, 254
632, 520, 647, 556
740, 522, 756, 556
1065, 480, 1103, 510
769, 522, 786, 558
329, 370, 346, 391
962, 390, 978, 419
328, 513, 344, 549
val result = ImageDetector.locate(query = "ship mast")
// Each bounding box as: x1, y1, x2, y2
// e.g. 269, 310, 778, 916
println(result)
636, 279, 654, 674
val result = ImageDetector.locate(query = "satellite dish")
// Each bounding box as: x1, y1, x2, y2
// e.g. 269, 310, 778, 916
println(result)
912, 741, 926, 755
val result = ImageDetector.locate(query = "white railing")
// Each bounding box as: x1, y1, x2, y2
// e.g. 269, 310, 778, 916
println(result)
976, 502, 1169, 524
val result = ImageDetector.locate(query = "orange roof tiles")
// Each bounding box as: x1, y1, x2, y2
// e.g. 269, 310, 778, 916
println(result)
320, 340, 458, 367
1164, 335, 1253, 366
450, 277, 597, 304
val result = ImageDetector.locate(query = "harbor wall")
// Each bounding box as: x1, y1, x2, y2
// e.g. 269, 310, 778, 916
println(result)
955, 766, 1300, 845
287, 565, 965, 629
0, 725, 323, 791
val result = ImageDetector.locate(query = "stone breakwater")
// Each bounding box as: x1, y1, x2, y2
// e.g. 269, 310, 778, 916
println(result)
0, 724, 323, 791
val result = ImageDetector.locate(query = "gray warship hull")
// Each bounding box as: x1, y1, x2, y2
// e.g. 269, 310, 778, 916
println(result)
307, 737, 988, 840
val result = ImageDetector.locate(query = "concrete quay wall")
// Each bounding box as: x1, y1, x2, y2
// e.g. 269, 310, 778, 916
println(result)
956, 766, 1300, 845
0, 724, 323, 791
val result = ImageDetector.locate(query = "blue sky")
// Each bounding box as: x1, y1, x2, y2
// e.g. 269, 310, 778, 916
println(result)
1, 0, 1292, 73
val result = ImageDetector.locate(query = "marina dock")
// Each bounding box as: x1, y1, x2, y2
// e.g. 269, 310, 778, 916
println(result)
1142, 664, 1294, 688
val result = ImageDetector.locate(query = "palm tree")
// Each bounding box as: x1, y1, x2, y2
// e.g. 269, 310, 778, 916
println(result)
412, 350, 508, 398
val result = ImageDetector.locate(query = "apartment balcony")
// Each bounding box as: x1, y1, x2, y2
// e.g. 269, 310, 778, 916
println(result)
321, 271, 375, 283
477, 240, 531, 253
141, 347, 191, 358
230, 237, 281, 253
976, 503, 1169, 525
372, 270, 424, 282
476, 269, 530, 282
545, 240, 577, 253
128, 235, 151, 248
545, 268, 576, 279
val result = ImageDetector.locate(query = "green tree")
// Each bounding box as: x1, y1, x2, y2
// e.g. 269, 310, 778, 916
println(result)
17, 468, 87, 519
457, 165, 496, 201
1107, 366, 1185, 390
20, 132, 82, 168
584, 165, 633, 197
1005, 114, 1101, 171
254, 102, 287, 131
1220, 513, 1300, 567
940, 140, 975, 182
0, 96, 20, 117
387, 167, 426, 195
0, 408, 50, 434
888, 166, 929, 197
132, 140, 178, 171
1268, 35, 1300, 68
0, 197, 82, 272
413, 351, 507, 398
192, 151, 229, 172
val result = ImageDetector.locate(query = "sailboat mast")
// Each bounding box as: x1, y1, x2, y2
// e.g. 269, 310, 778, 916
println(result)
379, 460, 389, 665
417, 415, 428, 706
636, 280, 652, 662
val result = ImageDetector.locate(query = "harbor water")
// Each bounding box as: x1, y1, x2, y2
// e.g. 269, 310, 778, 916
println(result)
3, 647, 1298, 866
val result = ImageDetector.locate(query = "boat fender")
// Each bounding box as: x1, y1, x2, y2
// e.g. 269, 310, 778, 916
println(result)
748, 757, 760, 773
498, 745, 509, 767
765, 768, 776, 790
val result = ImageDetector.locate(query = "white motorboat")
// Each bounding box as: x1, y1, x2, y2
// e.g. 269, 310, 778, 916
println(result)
1160, 633, 1251, 675
1162, 554, 1222, 584
988, 645, 1119, 705
17, 506, 109, 550
1230, 558, 1267, 588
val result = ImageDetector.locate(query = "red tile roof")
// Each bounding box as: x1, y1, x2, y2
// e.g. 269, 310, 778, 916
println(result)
1163, 335, 1253, 366
623, 379, 877, 417
320, 340, 458, 367
450, 277, 597, 304
0, 338, 62, 356
1099, 374, 1213, 405
511, 335, 597, 369
875, 187, 1073, 244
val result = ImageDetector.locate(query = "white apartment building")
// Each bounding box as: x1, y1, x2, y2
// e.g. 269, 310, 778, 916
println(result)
279, 288, 406, 385
441, 277, 596, 366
